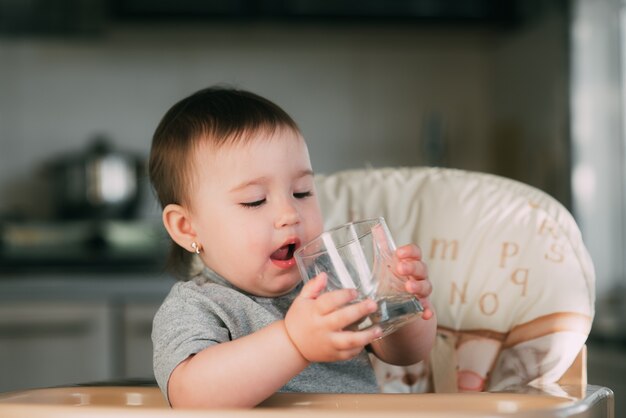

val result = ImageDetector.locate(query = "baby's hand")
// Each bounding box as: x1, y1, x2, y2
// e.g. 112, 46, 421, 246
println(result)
284, 273, 382, 363
394, 244, 435, 320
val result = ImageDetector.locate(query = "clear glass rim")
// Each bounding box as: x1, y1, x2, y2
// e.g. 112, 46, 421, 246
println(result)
294, 217, 385, 259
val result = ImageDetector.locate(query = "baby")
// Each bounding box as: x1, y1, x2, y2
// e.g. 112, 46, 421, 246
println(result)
149, 86, 436, 408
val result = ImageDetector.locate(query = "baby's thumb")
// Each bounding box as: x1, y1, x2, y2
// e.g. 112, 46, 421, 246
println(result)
299, 273, 327, 299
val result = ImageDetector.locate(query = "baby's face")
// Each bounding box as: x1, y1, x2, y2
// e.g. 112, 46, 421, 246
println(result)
187, 129, 324, 297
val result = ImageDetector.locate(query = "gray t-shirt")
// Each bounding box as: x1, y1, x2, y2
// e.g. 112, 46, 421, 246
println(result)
152, 268, 378, 403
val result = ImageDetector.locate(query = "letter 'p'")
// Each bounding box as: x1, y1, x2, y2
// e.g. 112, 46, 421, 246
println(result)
499, 242, 519, 268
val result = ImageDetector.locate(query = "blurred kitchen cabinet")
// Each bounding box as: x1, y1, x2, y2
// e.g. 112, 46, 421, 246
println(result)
122, 303, 159, 379
0, 302, 113, 392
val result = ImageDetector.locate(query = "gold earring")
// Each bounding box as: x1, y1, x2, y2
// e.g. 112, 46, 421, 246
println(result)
191, 242, 201, 254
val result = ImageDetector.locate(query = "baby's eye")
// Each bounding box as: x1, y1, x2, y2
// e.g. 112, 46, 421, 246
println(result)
293, 191, 312, 199
240, 198, 266, 208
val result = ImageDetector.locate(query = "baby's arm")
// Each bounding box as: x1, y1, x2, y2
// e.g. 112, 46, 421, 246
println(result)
167, 275, 381, 408
370, 244, 437, 366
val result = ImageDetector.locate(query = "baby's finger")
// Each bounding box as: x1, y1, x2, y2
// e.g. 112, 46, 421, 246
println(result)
298, 272, 328, 300
335, 347, 365, 362
396, 244, 422, 260
418, 298, 435, 320
315, 288, 359, 315
405, 279, 433, 298
395, 260, 428, 278
326, 298, 378, 330
331, 327, 383, 351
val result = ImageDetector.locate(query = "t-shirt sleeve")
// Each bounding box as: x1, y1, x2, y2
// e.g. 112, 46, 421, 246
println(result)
152, 283, 231, 404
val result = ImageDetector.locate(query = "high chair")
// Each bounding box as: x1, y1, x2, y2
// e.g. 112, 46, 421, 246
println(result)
0, 167, 614, 417
314, 167, 613, 414
315, 167, 595, 393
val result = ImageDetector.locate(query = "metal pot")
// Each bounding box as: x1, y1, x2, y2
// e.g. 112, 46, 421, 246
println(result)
47, 136, 144, 220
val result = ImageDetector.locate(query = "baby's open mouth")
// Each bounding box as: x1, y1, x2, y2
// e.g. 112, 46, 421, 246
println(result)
270, 243, 297, 261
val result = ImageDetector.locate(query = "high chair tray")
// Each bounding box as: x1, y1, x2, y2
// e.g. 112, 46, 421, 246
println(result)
0, 384, 613, 417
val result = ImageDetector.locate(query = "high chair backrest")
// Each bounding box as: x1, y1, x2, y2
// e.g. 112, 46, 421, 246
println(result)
314, 167, 595, 393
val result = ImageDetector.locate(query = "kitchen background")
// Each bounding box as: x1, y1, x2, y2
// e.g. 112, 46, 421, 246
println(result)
0, 0, 624, 413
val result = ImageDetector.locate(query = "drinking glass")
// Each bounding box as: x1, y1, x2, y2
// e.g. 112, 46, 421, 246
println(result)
294, 217, 423, 337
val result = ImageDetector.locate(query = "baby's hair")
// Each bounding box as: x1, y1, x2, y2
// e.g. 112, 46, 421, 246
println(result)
148, 86, 300, 278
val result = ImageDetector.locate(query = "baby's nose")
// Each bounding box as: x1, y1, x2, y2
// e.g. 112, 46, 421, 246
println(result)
275, 202, 300, 228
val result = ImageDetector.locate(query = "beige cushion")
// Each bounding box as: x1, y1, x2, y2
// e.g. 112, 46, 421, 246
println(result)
315, 167, 595, 392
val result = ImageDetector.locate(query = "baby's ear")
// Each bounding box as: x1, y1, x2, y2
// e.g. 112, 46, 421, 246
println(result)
162, 203, 196, 251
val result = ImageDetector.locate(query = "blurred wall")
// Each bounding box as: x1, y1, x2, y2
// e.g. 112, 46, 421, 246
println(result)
570, 0, 626, 297
0, 14, 567, 219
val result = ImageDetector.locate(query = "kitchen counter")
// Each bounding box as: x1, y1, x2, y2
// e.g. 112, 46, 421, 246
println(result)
0, 272, 174, 302
0, 219, 169, 275
0, 253, 167, 275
